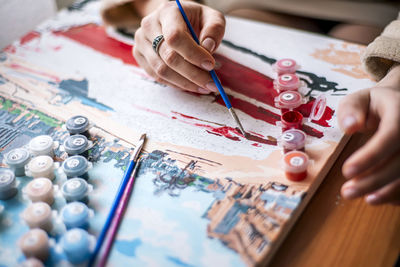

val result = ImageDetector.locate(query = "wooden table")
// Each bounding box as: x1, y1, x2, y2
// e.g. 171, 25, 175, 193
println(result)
270, 132, 400, 267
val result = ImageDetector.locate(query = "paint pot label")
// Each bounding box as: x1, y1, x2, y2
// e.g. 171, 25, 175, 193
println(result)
290, 156, 304, 167
67, 180, 81, 191
282, 132, 295, 142
67, 159, 80, 169
281, 60, 294, 67
281, 75, 292, 82
67, 230, 82, 243
36, 159, 48, 168
32, 204, 46, 216
32, 179, 45, 189
282, 93, 295, 101
72, 138, 85, 147
24, 235, 39, 247
74, 117, 87, 125
69, 203, 84, 215
9, 151, 23, 161
0, 173, 12, 184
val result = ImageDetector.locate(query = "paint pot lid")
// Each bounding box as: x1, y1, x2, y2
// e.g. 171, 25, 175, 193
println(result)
280, 129, 306, 150
61, 178, 89, 200
18, 228, 49, 250
276, 74, 300, 91
26, 178, 53, 198
309, 95, 327, 121
0, 168, 16, 192
275, 58, 298, 73
276, 91, 303, 109
61, 202, 89, 228
28, 135, 54, 155
27, 156, 54, 174
282, 151, 309, 173
63, 135, 88, 155
61, 228, 91, 255
62, 156, 89, 177
5, 148, 31, 168
23, 202, 52, 224
17, 258, 44, 267
66, 115, 90, 134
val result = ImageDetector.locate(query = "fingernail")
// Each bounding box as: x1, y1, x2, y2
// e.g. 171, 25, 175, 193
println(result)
342, 186, 358, 199
342, 115, 357, 132
202, 38, 215, 53
201, 60, 214, 71
365, 194, 378, 204
198, 88, 211, 94
206, 82, 218, 92
343, 165, 358, 178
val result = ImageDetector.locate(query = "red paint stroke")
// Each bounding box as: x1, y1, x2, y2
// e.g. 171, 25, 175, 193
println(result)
10, 63, 61, 83
54, 24, 138, 66
20, 31, 41, 45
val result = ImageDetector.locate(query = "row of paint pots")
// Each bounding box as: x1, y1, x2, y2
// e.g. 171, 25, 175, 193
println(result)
273, 59, 326, 182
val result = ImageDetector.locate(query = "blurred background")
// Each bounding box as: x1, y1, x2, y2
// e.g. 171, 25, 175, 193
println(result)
0, 0, 76, 49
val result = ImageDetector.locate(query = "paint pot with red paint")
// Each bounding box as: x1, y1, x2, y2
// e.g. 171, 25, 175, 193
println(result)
279, 129, 307, 154
274, 74, 301, 92
274, 91, 305, 111
308, 94, 327, 122
279, 110, 304, 132
273, 58, 299, 75
283, 151, 309, 181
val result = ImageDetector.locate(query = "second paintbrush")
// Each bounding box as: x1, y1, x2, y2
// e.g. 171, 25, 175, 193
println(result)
175, 0, 246, 136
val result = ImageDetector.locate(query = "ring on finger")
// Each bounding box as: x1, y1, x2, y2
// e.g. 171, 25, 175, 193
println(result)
152, 35, 164, 56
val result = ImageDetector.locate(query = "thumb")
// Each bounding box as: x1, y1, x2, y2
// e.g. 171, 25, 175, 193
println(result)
199, 7, 226, 53
337, 89, 370, 134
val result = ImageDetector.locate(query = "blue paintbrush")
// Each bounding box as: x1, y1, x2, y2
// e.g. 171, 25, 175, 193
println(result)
175, 0, 246, 136
89, 134, 146, 267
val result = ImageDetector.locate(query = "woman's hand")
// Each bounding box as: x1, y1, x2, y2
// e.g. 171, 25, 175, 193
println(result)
338, 64, 400, 205
133, 1, 225, 94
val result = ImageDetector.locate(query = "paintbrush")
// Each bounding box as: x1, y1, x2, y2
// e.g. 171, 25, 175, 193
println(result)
175, 0, 246, 136
89, 134, 146, 267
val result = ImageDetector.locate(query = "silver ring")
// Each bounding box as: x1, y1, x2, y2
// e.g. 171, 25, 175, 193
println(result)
152, 35, 164, 55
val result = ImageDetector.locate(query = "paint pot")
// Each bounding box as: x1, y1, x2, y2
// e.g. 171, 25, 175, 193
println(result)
25, 178, 54, 205
66, 115, 90, 137
61, 156, 91, 180
273, 58, 299, 75
280, 129, 306, 154
283, 151, 309, 181
63, 134, 91, 157
274, 91, 304, 111
0, 168, 17, 200
274, 74, 301, 92
17, 258, 44, 267
309, 94, 327, 122
21, 202, 53, 232
61, 178, 91, 203
28, 135, 55, 157
280, 110, 303, 132
60, 228, 93, 264
26, 156, 55, 180
4, 147, 31, 176
61, 202, 90, 229
18, 228, 49, 262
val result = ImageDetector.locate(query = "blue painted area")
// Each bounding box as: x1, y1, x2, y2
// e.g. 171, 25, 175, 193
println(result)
166, 256, 195, 267
214, 202, 249, 235
115, 238, 143, 257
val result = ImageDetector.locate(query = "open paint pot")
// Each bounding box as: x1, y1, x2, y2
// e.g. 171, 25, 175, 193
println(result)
282, 151, 309, 181
308, 94, 327, 122
0, 168, 17, 200
18, 229, 49, 262
274, 73, 300, 92
61, 202, 90, 229
61, 156, 91, 180
66, 115, 90, 138
28, 135, 55, 158
60, 228, 93, 264
63, 135, 91, 157
21, 202, 53, 232
274, 91, 304, 112
273, 58, 299, 75
280, 129, 307, 154
61, 178, 90, 203
4, 147, 31, 176
280, 110, 303, 132
25, 178, 54, 205
26, 156, 55, 180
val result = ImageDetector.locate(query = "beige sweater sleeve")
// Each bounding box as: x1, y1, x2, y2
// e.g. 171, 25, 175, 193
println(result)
362, 13, 400, 81
101, 0, 140, 29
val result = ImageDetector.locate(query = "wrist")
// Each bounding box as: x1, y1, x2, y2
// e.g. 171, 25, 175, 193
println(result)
377, 63, 400, 90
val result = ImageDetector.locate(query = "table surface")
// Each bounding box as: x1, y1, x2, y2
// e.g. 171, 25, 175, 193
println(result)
270, 132, 400, 267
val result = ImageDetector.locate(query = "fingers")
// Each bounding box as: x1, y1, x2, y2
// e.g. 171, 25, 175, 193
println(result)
159, 2, 216, 71
199, 7, 226, 53
342, 89, 400, 178
364, 178, 400, 205
337, 89, 370, 134
341, 153, 400, 199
